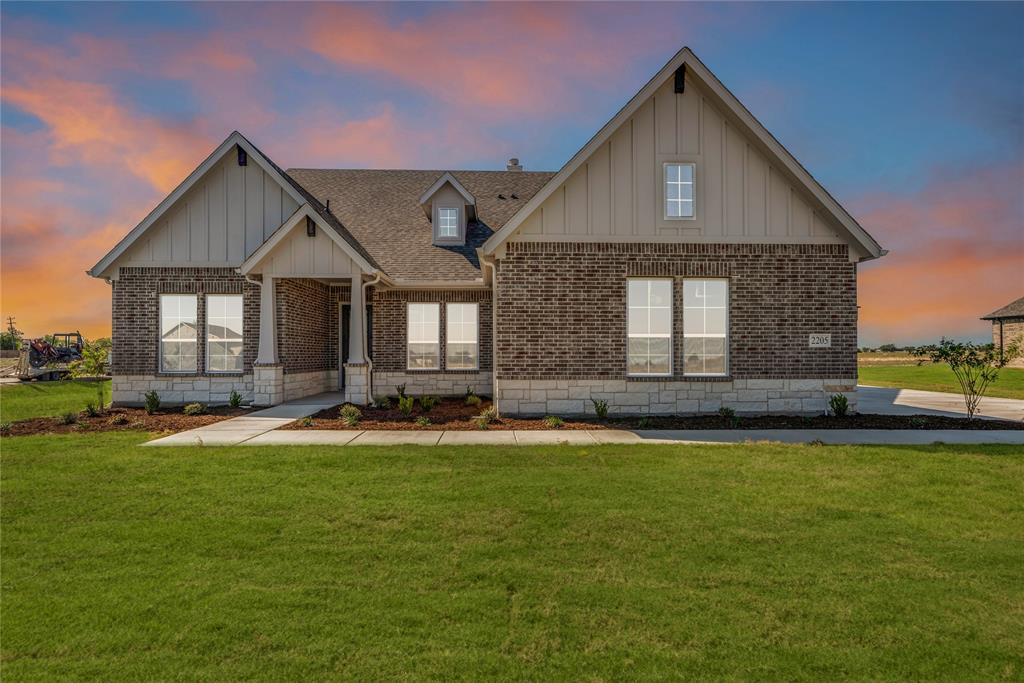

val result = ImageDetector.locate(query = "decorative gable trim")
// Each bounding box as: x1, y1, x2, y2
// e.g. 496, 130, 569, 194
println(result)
481, 47, 886, 262
418, 172, 476, 207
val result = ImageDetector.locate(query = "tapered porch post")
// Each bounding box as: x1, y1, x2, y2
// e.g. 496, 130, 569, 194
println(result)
256, 276, 277, 364
347, 274, 365, 364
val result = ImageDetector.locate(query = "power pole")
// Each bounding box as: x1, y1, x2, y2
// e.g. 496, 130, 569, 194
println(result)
6, 316, 16, 336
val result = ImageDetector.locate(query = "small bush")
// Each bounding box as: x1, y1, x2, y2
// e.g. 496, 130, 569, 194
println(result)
183, 403, 206, 416
373, 395, 392, 410
591, 398, 609, 420
828, 393, 849, 417
397, 395, 415, 416
59, 412, 78, 425
465, 386, 476, 399
144, 390, 160, 415
543, 415, 564, 429
395, 383, 407, 399
415, 416, 431, 427
718, 406, 736, 420
909, 416, 927, 429
339, 404, 362, 427
298, 416, 314, 427
85, 402, 100, 417
475, 406, 498, 428
637, 416, 651, 429
0, 422, 11, 436
108, 414, 129, 426
465, 394, 482, 407
229, 390, 242, 408
420, 395, 439, 412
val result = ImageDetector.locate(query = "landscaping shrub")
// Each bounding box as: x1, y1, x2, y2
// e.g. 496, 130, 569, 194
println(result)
591, 398, 609, 420
183, 403, 206, 416
298, 416, 314, 427
58, 412, 77, 425
229, 390, 242, 408
339, 404, 362, 427
718, 406, 739, 428
415, 416, 431, 427
475, 407, 498, 429
395, 383, 407, 399
637, 417, 651, 429
144, 390, 160, 415
419, 395, 439, 412
85, 402, 100, 417
829, 393, 850, 417
373, 395, 391, 410
108, 414, 129, 426
397, 395, 415, 416
465, 394, 482, 407
0, 422, 11, 436
543, 415, 564, 429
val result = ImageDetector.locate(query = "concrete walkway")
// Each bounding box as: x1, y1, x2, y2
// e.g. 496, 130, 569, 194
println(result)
857, 385, 1024, 421
144, 392, 344, 446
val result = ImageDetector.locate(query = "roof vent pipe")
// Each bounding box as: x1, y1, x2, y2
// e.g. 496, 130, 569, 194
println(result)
506, 158, 522, 171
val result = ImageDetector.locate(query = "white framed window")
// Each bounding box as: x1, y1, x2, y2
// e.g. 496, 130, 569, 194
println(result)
446, 302, 478, 370
438, 207, 459, 238
664, 162, 695, 219
206, 294, 243, 373
683, 279, 728, 376
407, 302, 440, 370
627, 279, 672, 376
160, 294, 198, 373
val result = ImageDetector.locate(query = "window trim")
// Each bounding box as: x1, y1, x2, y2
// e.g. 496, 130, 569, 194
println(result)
205, 294, 244, 375
406, 302, 441, 371
445, 302, 479, 371
436, 206, 461, 241
663, 161, 696, 221
682, 278, 729, 377
626, 278, 674, 378
159, 293, 198, 374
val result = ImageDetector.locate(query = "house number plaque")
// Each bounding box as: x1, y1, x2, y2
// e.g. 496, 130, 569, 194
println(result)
808, 334, 832, 348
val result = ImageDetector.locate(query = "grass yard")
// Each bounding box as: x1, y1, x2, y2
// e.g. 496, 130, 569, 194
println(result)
859, 364, 1024, 400
0, 379, 111, 423
2, 433, 1022, 680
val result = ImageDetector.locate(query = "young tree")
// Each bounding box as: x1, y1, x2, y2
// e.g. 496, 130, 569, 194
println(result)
913, 339, 1020, 419
68, 338, 112, 410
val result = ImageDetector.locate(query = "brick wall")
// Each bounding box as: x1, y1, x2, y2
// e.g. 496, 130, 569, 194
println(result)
495, 242, 857, 380
275, 278, 338, 375
371, 289, 493, 373
993, 319, 1024, 368
111, 267, 259, 376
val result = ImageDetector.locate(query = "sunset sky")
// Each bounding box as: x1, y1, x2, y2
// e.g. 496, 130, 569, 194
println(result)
2, 2, 1021, 345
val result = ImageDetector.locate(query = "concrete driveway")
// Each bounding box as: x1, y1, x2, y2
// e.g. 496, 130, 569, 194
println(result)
857, 385, 1024, 421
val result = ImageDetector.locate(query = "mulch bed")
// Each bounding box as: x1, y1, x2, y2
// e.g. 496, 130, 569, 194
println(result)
3, 406, 249, 437
282, 397, 1024, 431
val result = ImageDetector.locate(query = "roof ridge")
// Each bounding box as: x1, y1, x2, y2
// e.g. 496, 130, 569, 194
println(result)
285, 167, 556, 174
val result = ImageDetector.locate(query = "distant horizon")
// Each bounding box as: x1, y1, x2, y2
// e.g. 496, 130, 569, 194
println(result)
2, 2, 1021, 346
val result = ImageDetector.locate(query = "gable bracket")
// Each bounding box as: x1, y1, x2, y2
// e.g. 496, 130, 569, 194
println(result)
674, 64, 686, 94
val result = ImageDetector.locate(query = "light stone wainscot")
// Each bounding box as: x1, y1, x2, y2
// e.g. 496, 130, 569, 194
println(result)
112, 374, 254, 407
372, 371, 492, 399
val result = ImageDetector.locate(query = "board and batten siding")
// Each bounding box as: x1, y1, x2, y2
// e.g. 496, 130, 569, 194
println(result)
120, 155, 300, 266
246, 222, 358, 278
512, 77, 843, 245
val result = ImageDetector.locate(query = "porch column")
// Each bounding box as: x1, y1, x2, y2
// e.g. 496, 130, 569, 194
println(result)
347, 274, 365, 363
256, 276, 277, 364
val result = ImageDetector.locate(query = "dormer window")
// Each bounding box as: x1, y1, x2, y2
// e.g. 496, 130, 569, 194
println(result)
438, 208, 459, 239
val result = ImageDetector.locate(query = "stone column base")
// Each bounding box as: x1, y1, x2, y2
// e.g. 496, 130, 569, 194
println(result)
253, 363, 284, 406
344, 363, 369, 405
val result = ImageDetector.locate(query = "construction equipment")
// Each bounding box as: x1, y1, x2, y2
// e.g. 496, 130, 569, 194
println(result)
16, 332, 84, 381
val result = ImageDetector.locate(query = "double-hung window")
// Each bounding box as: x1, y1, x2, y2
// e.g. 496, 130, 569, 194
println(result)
665, 162, 695, 219
627, 279, 672, 376
446, 303, 478, 370
160, 294, 198, 373
206, 294, 243, 373
438, 207, 459, 238
407, 303, 440, 370
683, 279, 728, 375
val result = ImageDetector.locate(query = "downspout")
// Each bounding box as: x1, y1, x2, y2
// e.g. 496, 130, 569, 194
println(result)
480, 256, 499, 415
362, 272, 383, 405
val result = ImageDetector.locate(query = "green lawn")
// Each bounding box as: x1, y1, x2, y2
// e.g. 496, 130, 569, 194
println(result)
2, 434, 1022, 680
0, 380, 110, 423
859, 364, 1024, 400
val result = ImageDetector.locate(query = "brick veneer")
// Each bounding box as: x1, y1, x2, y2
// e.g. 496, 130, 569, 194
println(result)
495, 242, 857, 381
275, 278, 339, 375
371, 289, 493, 373
111, 267, 259, 376
992, 319, 1024, 368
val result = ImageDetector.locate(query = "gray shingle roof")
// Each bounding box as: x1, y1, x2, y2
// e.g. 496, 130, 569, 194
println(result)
287, 169, 555, 281
982, 296, 1024, 320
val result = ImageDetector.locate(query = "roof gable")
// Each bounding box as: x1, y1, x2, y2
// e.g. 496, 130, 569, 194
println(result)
481, 47, 886, 262
418, 172, 476, 207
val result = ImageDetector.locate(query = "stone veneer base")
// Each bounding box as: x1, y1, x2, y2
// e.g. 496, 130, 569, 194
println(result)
372, 371, 492, 398
496, 378, 857, 416
111, 374, 254, 407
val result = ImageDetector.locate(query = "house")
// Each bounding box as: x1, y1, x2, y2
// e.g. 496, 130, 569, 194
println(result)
982, 296, 1024, 367
89, 47, 886, 415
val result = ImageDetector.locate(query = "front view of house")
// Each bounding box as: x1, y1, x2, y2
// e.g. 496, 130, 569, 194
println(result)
89, 47, 885, 415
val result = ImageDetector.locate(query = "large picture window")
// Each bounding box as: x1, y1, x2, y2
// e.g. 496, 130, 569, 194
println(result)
407, 303, 440, 370
627, 279, 672, 376
683, 279, 728, 376
446, 303, 479, 370
665, 162, 695, 219
206, 294, 243, 373
160, 294, 198, 373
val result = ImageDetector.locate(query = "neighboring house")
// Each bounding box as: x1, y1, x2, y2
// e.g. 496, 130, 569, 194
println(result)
89, 47, 886, 415
982, 296, 1024, 368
